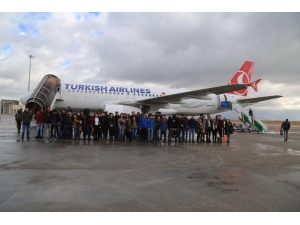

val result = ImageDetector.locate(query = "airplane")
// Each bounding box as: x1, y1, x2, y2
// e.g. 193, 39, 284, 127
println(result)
20, 61, 282, 116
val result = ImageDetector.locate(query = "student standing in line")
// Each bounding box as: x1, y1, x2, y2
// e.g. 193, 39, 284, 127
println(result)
21, 107, 32, 140
131, 116, 139, 142
139, 113, 148, 142
114, 111, 120, 141
124, 114, 131, 141
212, 118, 218, 143
206, 116, 213, 143
188, 115, 196, 143
73, 111, 82, 140
176, 115, 183, 143
216, 115, 224, 143
108, 113, 116, 141
182, 115, 188, 143
51, 110, 61, 140
93, 113, 100, 141
153, 116, 160, 142
196, 117, 203, 143
44, 106, 52, 139
167, 115, 174, 142
147, 114, 155, 142
159, 115, 168, 142
118, 113, 125, 142
225, 119, 234, 143
35, 108, 44, 139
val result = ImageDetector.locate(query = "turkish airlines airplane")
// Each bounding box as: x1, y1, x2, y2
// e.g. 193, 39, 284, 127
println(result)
20, 61, 282, 115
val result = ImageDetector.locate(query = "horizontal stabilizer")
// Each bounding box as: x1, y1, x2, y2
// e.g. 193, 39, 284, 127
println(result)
238, 95, 283, 104
249, 79, 261, 92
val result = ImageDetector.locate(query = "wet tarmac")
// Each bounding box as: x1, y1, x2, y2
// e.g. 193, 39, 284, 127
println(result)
0, 114, 300, 212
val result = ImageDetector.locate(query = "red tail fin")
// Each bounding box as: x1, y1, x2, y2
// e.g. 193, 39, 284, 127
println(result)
228, 61, 254, 96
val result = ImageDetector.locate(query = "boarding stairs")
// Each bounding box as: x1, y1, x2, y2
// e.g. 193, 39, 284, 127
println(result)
230, 102, 268, 132
26, 74, 63, 113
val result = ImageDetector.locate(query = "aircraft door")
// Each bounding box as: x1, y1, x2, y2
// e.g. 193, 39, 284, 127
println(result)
219, 94, 230, 109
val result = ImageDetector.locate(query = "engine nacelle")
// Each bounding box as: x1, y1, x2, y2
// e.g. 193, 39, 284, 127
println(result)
104, 104, 141, 114
180, 99, 207, 108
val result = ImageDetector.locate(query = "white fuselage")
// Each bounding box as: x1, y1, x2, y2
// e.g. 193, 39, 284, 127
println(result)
56, 83, 244, 115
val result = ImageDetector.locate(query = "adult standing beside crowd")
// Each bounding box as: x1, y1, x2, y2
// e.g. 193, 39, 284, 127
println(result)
281, 119, 291, 142
15, 108, 23, 133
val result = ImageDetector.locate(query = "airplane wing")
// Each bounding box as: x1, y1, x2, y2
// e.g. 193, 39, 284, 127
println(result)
238, 95, 283, 104
120, 84, 249, 106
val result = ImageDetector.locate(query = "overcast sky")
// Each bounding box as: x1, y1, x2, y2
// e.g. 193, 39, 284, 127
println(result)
1, 8, 299, 119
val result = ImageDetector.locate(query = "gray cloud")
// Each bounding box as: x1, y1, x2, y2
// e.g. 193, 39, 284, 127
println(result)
0, 12, 299, 113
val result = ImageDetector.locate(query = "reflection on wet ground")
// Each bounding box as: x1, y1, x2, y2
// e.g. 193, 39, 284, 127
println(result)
0, 115, 300, 211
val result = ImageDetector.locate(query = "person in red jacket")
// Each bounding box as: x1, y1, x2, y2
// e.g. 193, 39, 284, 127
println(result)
35, 108, 44, 139
87, 113, 94, 141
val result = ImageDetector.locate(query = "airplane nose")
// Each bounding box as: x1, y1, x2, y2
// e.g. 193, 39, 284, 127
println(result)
20, 92, 32, 105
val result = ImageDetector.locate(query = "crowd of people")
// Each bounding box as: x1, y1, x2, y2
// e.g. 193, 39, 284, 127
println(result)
15, 107, 235, 143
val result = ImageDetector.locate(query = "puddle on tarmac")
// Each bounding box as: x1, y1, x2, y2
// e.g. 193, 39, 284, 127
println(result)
250, 143, 300, 157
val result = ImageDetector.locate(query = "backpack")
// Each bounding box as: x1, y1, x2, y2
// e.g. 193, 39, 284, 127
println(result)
16, 113, 22, 121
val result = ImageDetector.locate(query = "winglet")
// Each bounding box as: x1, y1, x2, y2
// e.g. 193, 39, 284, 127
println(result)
249, 79, 261, 92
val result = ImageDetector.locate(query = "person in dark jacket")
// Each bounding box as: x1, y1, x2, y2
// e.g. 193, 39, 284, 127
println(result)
15, 108, 23, 133
224, 119, 234, 143
249, 108, 253, 117
167, 115, 175, 142
44, 106, 52, 138
211, 118, 218, 143
281, 119, 291, 142
136, 112, 141, 140
153, 116, 160, 142
82, 109, 91, 141
182, 115, 189, 142
201, 115, 207, 142
51, 110, 62, 140
188, 115, 196, 143
176, 115, 183, 142
216, 115, 224, 143
114, 111, 120, 140
159, 115, 168, 142
118, 113, 125, 142
73, 111, 82, 140
64, 111, 74, 139
124, 114, 131, 141
108, 113, 116, 141
61, 109, 67, 138
35, 108, 44, 139
100, 112, 108, 141
21, 107, 32, 140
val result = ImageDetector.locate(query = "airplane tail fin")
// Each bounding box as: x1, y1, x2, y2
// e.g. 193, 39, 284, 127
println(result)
228, 61, 254, 96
